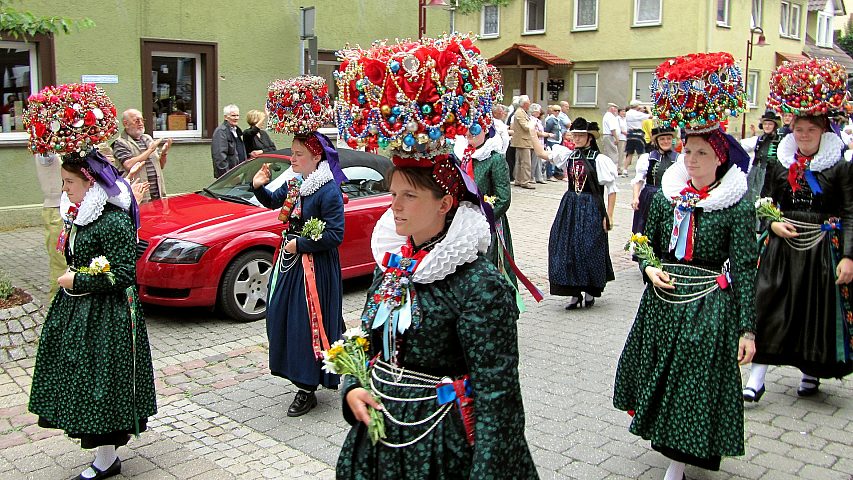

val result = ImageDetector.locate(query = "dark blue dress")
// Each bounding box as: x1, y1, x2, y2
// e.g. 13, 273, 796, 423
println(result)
254, 179, 345, 388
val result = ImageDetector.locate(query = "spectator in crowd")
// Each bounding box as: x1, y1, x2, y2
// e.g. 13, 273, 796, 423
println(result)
510, 95, 536, 189
601, 103, 621, 172
242, 109, 277, 158
529, 103, 549, 184
492, 104, 511, 155
112, 109, 171, 203
33, 153, 67, 298
211, 104, 247, 178
617, 108, 628, 176
544, 105, 564, 181
625, 100, 651, 176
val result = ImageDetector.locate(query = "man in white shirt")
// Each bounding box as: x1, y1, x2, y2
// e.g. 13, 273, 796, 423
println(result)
492, 104, 511, 155
600, 103, 621, 171
624, 100, 651, 175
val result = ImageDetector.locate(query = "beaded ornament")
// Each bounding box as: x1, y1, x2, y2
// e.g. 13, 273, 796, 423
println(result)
334, 33, 494, 160
651, 52, 746, 133
23, 83, 119, 156
766, 58, 848, 116
266, 76, 333, 136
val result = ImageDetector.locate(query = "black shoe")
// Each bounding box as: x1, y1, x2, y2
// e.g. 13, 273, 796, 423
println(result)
565, 299, 582, 310
287, 390, 317, 417
584, 298, 595, 308
797, 378, 820, 397
742, 385, 765, 402
74, 458, 121, 480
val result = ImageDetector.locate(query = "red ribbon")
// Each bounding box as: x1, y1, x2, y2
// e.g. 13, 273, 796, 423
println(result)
677, 182, 713, 261
303, 253, 331, 360
787, 154, 810, 193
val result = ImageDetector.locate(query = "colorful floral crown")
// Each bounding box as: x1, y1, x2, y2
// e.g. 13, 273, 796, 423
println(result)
23, 83, 118, 156
266, 75, 333, 136
766, 58, 848, 116
651, 52, 746, 133
334, 33, 494, 160
485, 64, 503, 103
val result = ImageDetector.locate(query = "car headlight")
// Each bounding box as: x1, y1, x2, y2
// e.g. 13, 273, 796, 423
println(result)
149, 239, 209, 264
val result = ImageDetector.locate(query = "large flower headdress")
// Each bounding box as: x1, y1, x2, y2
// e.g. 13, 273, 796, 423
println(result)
651, 52, 746, 134
23, 83, 118, 156
766, 57, 848, 116
266, 75, 333, 136
334, 33, 495, 160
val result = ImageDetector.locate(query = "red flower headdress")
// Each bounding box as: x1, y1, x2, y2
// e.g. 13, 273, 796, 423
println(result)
266, 75, 333, 136
766, 58, 848, 116
651, 52, 746, 133
23, 83, 119, 156
334, 33, 495, 161
485, 64, 503, 103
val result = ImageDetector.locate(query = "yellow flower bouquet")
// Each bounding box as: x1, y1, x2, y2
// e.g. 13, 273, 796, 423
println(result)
322, 327, 386, 444
74, 255, 116, 285
624, 234, 663, 270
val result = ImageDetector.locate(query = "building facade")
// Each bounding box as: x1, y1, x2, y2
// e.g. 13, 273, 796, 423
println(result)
457, 0, 851, 134
0, 0, 447, 222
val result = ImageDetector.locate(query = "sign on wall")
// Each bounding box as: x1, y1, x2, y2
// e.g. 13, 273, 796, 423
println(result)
81, 75, 119, 84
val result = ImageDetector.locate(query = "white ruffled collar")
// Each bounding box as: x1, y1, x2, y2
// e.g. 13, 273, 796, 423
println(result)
661, 162, 747, 212
371, 202, 491, 284
60, 181, 132, 226
452, 135, 503, 162
777, 132, 844, 172
299, 161, 333, 196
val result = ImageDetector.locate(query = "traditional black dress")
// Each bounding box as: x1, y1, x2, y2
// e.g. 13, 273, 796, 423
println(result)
548, 146, 618, 298
631, 149, 677, 234
741, 131, 782, 202
29, 185, 157, 449
754, 132, 853, 379
336, 203, 538, 479
253, 161, 345, 389
614, 162, 756, 471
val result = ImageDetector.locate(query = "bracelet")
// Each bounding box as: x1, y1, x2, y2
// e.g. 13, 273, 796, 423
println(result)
740, 331, 756, 341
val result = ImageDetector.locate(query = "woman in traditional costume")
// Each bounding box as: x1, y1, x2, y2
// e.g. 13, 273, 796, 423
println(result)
547, 117, 618, 309
253, 76, 347, 416
613, 53, 757, 480
26, 84, 157, 480
333, 34, 538, 479
743, 58, 853, 401
739, 109, 783, 203
631, 125, 678, 234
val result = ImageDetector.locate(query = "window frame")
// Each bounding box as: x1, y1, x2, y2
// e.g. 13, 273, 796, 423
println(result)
746, 70, 759, 108
573, 0, 598, 32
751, 0, 763, 28
573, 71, 598, 107
150, 51, 203, 139
0, 41, 38, 141
632, 69, 656, 104
817, 11, 833, 47
140, 39, 218, 140
633, 0, 662, 27
480, 4, 500, 38
523, 0, 547, 35
780, 1, 802, 39
0, 33, 55, 145
789, 3, 801, 39
717, 0, 731, 27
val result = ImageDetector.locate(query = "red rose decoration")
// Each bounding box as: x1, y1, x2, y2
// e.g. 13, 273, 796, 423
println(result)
84, 111, 97, 126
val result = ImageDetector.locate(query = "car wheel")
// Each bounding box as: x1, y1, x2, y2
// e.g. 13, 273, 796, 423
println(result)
219, 250, 273, 322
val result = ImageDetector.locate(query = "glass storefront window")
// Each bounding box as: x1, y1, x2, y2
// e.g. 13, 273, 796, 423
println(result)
0, 41, 37, 140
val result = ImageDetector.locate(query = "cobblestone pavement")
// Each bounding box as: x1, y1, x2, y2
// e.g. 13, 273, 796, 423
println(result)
1, 175, 851, 480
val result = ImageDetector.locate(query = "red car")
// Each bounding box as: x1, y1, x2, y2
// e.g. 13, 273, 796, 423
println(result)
136, 149, 391, 321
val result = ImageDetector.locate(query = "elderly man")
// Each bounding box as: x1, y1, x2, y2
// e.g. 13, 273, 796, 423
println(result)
112, 109, 171, 203
211, 104, 247, 178
510, 95, 536, 189
601, 102, 621, 173
624, 100, 651, 175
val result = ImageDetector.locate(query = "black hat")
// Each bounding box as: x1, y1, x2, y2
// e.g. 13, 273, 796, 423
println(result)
760, 109, 781, 125
569, 117, 600, 139
651, 125, 675, 143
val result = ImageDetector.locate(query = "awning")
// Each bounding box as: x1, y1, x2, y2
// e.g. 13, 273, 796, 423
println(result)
489, 44, 572, 68
776, 51, 810, 65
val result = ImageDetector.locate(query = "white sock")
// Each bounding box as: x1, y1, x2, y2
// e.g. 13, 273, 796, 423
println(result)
80, 445, 117, 478
746, 363, 768, 391
800, 373, 818, 390
664, 460, 685, 480
568, 296, 579, 305
583, 292, 594, 302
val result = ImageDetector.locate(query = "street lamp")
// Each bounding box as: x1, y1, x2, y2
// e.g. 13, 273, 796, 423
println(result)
741, 26, 767, 139
418, 0, 458, 38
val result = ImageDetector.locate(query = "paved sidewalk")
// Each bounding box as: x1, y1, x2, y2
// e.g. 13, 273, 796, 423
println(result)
0, 177, 851, 480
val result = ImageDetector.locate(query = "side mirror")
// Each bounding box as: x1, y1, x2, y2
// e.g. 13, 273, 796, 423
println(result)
342, 192, 349, 204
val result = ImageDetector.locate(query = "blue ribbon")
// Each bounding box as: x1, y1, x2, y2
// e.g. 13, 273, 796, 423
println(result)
384, 253, 418, 273
671, 209, 691, 260
822, 220, 842, 231
804, 170, 823, 195
436, 378, 471, 406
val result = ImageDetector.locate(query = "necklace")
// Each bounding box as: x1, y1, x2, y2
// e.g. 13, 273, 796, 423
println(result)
572, 159, 587, 193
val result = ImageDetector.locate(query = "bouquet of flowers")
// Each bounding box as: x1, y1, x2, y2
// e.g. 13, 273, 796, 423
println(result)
625, 234, 663, 270
301, 217, 326, 241
74, 255, 116, 285
755, 197, 784, 223
482, 195, 497, 206
322, 327, 386, 444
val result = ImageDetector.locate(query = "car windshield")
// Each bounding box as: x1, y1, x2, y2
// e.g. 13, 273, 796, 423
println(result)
204, 157, 296, 207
